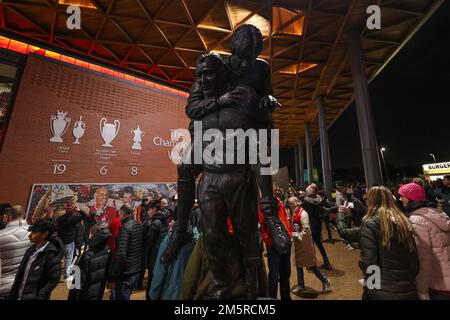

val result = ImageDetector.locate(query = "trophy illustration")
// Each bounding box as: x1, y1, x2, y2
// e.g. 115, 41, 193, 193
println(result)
50, 110, 71, 143
100, 117, 120, 147
131, 125, 145, 150
72, 116, 85, 144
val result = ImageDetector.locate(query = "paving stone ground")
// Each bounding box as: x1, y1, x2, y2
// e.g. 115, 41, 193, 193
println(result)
51, 227, 363, 300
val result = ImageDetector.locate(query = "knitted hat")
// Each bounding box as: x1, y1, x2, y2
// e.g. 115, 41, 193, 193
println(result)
398, 183, 426, 202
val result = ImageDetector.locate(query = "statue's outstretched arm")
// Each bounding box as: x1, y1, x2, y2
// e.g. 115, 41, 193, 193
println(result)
185, 81, 221, 120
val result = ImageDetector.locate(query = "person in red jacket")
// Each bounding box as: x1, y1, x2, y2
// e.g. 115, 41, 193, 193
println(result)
108, 212, 122, 259
259, 197, 292, 300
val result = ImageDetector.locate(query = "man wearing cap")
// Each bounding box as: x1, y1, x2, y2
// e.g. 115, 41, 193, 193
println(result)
8, 218, 63, 300
335, 183, 347, 207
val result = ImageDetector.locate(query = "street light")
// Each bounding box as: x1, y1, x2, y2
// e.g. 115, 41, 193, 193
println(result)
380, 147, 390, 184
430, 153, 437, 163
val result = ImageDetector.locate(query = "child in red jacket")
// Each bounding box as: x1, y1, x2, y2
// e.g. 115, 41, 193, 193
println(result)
259, 197, 292, 300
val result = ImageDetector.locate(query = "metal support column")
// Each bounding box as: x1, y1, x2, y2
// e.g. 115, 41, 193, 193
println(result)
294, 145, 300, 186
318, 96, 333, 199
304, 123, 313, 184
348, 29, 383, 186
297, 141, 305, 187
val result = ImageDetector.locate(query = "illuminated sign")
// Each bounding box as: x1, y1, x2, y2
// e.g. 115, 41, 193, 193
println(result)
0, 36, 188, 98
422, 162, 450, 175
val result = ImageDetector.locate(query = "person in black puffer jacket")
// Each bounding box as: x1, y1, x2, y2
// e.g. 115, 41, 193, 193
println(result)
68, 227, 111, 300
8, 218, 64, 300
108, 204, 143, 300
359, 186, 419, 300
302, 185, 332, 270
344, 186, 367, 227
55, 206, 90, 279
142, 199, 169, 299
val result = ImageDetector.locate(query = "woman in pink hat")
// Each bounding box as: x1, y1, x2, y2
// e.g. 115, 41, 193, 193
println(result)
399, 182, 450, 300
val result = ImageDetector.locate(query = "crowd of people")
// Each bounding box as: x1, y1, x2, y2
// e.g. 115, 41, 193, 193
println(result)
0, 175, 449, 300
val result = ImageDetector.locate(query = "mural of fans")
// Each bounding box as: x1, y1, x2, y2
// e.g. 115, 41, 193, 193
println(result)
88, 187, 117, 225
26, 183, 177, 226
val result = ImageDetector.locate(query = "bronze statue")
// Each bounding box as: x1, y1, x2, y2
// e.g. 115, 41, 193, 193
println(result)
162, 25, 291, 300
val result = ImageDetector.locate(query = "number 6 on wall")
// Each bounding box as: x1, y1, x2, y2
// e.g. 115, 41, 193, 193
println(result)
100, 166, 108, 176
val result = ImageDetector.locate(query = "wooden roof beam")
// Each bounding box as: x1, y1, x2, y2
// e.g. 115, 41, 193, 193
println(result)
363, 37, 400, 45
309, 0, 358, 123
382, 5, 424, 17
88, 0, 115, 55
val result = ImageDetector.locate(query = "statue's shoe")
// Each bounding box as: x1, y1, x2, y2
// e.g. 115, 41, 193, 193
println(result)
160, 230, 191, 264
265, 215, 292, 254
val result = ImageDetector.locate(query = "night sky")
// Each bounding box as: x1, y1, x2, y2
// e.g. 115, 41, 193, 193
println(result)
293, 1, 450, 182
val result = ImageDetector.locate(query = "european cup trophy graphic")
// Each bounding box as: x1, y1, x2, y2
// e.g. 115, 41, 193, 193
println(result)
49, 110, 71, 143
100, 118, 120, 147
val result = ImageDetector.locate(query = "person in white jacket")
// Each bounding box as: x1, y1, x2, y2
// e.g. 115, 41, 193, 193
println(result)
0, 205, 32, 299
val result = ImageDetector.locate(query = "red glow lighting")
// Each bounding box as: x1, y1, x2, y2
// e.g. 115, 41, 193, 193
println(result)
0, 36, 188, 98
8, 39, 28, 54
0, 37, 10, 48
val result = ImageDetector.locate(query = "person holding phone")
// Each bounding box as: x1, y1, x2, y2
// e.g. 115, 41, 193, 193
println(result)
336, 203, 361, 244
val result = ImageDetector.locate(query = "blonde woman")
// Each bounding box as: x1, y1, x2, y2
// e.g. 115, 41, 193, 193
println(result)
288, 197, 331, 294
359, 186, 419, 300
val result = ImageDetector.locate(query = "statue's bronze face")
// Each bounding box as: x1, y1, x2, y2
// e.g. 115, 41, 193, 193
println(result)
196, 58, 221, 97
229, 25, 262, 75
230, 49, 256, 75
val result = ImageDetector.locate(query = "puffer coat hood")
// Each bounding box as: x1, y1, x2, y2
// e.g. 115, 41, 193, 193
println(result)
409, 205, 450, 295
89, 229, 111, 253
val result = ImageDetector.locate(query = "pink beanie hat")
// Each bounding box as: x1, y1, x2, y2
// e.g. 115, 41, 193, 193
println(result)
398, 183, 426, 202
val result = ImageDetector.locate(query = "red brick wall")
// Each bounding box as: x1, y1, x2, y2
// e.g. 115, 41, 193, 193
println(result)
0, 55, 189, 207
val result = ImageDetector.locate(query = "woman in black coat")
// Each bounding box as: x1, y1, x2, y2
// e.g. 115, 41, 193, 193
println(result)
68, 228, 111, 300
360, 186, 419, 300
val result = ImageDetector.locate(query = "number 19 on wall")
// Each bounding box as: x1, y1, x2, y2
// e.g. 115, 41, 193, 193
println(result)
53, 163, 67, 175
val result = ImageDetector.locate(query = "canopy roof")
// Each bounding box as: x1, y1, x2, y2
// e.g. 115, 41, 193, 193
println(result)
0, 0, 443, 146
